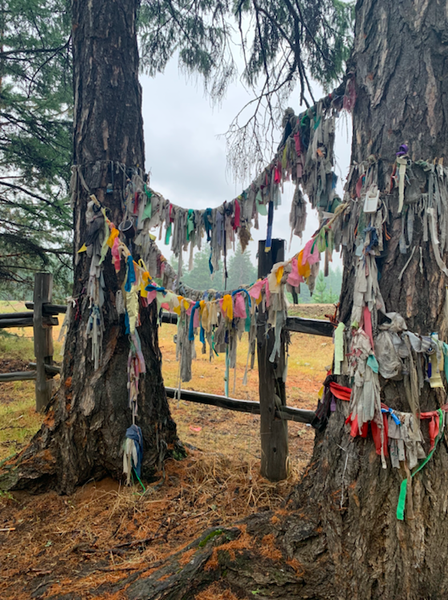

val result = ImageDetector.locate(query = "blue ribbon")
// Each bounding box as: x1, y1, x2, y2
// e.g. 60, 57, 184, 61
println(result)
145, 283, 166, 295
381, 407, 401, 426
125, 255, 136, 292
209, 250, 214, 275
188, 301, 200, 342
124, 311, 130, 335
231, 288, 252, 308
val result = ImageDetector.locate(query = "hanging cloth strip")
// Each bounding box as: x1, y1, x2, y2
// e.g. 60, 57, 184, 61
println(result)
231, 288, 252, 306
125, 256, 136, 292
265, 201, 274, 252
188, 301, 201, 342
329, 380, 351, 401
123, 424, 143, 486
396, 409, 443, 521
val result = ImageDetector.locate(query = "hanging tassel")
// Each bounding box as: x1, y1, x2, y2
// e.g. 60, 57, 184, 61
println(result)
123, 424, 143, 486
225, 345, 230, 397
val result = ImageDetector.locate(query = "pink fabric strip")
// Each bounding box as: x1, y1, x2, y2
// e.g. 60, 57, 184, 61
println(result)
302, 238, 320, 266
287, 256, 304, 287
233, 293, 246, 319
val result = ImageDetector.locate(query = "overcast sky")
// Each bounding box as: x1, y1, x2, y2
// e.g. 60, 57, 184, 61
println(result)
140, 60, 352, 272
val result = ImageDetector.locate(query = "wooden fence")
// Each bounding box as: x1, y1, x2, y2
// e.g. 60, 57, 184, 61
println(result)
0, 273, 64, 411
1, 247, 335, 480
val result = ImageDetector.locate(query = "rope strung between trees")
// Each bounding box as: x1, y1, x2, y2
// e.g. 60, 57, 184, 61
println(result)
75, 183, 342, 485
71, 67, 448, 499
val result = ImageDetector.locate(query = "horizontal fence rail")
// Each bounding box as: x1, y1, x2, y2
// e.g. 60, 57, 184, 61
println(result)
28, 362, 61, 376
25, 302, 67, 315
10, 305, 334, 337
0, 311, 35, 320
165, 387, 317, 426
0, 371, 37, 382
0, 317, 34, 329
285, 316, 334, 337
161, 312, 334, 338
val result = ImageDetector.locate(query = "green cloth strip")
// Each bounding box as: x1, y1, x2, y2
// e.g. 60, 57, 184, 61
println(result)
133, 467, 146, 492
396, 409, 443, 520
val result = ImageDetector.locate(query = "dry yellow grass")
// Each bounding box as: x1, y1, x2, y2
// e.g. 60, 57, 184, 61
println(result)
160, 320, 332, 465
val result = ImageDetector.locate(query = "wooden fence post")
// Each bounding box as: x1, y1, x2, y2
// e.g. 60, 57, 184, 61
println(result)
33, 272, 54, 412
257, 239, 289, 481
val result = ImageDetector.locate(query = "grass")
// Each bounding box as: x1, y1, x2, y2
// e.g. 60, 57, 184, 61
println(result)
0, 301, 62, 461
160, 323, 330, 463
0, 301, 63, 353
0, 331, 35, 362
0, 450, 303, 600
0, 392, 42, 461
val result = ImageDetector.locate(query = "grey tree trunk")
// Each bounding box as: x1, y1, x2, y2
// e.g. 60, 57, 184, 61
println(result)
109, 1, 448, 598
0, 0, 178, 494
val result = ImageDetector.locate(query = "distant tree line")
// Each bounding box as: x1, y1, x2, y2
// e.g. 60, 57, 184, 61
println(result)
171, 243, 341, 303
293, 268, 342, 304
171, 244, 258, 292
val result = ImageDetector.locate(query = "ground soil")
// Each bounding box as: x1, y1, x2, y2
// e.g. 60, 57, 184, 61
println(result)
0, 358, 29, 373
0, 305, 334, 599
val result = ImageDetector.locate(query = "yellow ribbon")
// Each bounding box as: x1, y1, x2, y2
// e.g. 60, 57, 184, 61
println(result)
297, 250, 311, 278
173, 296, 189, 315
276, 266, 284, 285
106, 227, 119, 248
140, 271, 150, 298
222, 294, 233, 320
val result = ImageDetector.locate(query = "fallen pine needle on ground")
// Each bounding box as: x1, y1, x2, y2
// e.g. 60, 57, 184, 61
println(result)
0, 450, 305, 599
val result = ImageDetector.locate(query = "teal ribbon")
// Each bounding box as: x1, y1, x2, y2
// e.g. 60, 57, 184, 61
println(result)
397, 409, 443, 520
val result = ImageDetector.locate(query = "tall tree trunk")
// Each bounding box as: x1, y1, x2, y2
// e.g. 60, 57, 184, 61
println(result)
112, 2, 448, 598
0, 0, 178, 494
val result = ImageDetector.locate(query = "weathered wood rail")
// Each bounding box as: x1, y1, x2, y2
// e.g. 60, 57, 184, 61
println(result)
0, 273, 65, 411
165, 388, 316, 425
160, 312, 333, 338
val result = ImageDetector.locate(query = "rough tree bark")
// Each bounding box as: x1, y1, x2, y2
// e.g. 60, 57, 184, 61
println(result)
108, 1, 448, 598
0, 0, 178, 494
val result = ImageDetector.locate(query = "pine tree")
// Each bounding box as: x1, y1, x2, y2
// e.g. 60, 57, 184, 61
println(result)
179, 247, 218, 291
0, 0, 73, 297
311, 271, 327, 303
104, 2, 448, 598
226, 243, 257, 290
4, 1, 448, 596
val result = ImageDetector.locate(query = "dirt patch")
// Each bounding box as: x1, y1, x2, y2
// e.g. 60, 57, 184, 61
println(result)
0, 358, 29, 373
288, 303, 336, 320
